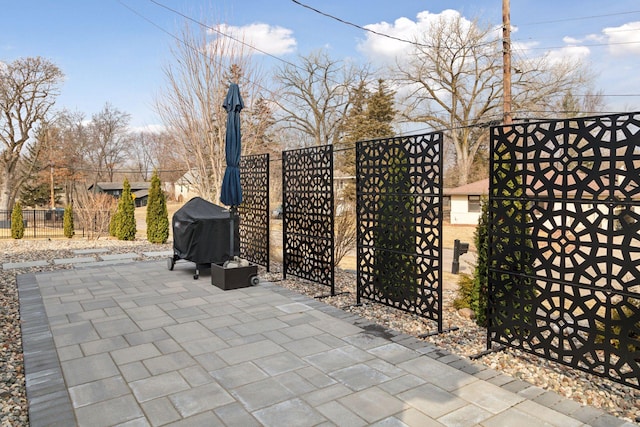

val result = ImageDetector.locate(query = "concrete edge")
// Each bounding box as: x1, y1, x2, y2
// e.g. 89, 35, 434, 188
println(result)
17, 273, 76, 427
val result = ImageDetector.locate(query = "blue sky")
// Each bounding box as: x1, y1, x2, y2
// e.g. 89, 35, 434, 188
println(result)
2, 0, 640, 129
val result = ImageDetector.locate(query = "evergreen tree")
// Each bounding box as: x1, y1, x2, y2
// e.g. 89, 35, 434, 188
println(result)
340, 79, 396, 175
109, 206, 119, 237
116, 178, 136, 240
471, 197, 489, 325
366, 79, 396, 138
146, 170, 169, 244
11, 202, 24, 239
63, 203, 74, 238
338, 81, 369, 177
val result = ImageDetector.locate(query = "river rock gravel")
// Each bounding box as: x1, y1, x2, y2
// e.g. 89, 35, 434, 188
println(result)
0, 238, 639, 425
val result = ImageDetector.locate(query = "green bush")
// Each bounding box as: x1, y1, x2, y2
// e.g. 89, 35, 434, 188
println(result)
109, 207, 119, 237
116, 178, 136, 241
453, 273, 474, 310
11, 202, 24, 239
146, 170, 169, 244
373, 153, 417, 303
63, 204, 74, 238
471, 197, 489, 326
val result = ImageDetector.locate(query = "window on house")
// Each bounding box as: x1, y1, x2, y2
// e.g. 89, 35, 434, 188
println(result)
468, 195, 481, 212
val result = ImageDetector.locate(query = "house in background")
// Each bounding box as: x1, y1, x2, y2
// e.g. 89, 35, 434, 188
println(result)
173, 170, 200, 203
88, 182, 151, 207
444, 178, 488, 225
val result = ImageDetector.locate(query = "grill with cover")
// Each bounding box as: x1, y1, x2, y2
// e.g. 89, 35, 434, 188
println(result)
167, 197, 239, 279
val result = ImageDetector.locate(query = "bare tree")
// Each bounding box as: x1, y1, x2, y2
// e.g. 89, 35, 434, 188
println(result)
52, 109, 90, 204
274, 49, 370, 147
0, 57, 64, 210
74, 190, 117, 240
395, 12, 600, 185
128, 131, 160, 181
511, 55, 603, 119
155, 18, 270, 202
85, 103, 132, 184
395, 15, 502, 186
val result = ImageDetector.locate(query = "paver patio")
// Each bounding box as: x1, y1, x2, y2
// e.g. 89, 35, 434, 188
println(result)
17, 259, 635, 426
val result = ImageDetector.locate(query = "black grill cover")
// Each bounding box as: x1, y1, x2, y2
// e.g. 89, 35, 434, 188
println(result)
172, 197, 239, 264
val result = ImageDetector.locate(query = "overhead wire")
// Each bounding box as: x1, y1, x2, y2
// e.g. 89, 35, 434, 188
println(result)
148, 0, 300, 70
517, 9, 640, 26
290, 0, 499, 50
122, 0, 637, 150
118, 0, 287, 110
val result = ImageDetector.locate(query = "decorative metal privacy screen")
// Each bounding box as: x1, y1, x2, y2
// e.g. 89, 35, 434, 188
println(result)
239, 153, 270, 270
356, 132, 443, 331
282, 145, 334, 293
489, 112, 640, 389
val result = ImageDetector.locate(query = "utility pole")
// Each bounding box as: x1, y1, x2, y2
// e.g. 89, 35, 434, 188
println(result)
502, 0, 512, 125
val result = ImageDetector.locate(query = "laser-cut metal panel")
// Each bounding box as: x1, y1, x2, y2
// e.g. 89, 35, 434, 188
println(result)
356, 132, 443, 330
239, 153, 270, 270
282, 145, 334, 291
489, 112, 640, 389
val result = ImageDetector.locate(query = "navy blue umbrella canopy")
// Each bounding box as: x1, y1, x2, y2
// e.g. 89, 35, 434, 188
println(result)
220, 83, 245, 207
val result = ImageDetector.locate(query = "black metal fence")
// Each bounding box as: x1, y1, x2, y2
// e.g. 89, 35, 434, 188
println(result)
356, 132, 444, 330
0, 209, 80, 239
489, 112, 640, 389
239, 153, 270, 271
282, 145, 335, 294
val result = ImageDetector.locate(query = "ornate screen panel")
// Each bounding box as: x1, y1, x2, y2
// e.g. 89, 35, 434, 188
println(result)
356, 132, 443, 330
282, 145, 334, 292
239, 153, 269, 270
489, 112, 640, 389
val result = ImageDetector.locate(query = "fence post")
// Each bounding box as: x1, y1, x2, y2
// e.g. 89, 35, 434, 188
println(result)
32, 210, 36, 239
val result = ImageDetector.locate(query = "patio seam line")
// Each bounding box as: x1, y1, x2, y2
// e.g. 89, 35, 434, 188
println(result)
258, 281, 616, 425
17, 259, 625, 426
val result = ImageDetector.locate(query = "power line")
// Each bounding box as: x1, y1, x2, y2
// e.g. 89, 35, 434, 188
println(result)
513, 39, 640, 51
290, 0, 431, 49
518, 9, 640, 26
290, 0, 498, 50
148, 0, 300, 70
118, 0, 282, 101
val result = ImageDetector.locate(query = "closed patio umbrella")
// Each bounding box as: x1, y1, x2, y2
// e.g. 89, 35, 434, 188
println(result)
220, 82, 244, 207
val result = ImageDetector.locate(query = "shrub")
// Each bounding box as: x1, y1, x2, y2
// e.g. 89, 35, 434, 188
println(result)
373, 153, 417, 303
63, 204, 74, 238
109, 206, 118, 237
471, 197, 489, 326
116, 178, 136, 241
75, 191, 118, 240
146, 170, 169, 244
334, 197, 356, 268
453, 273, 474, 310
11, 202, 24, 239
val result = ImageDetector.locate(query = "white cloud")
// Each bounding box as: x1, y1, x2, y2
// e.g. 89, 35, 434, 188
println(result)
544, 45, 591, 64
358, 9, 494, 66
211, 23, 296, 56
602, 21, 640, 55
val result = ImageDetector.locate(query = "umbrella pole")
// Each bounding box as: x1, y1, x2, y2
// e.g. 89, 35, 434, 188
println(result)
229, 205, 237, 259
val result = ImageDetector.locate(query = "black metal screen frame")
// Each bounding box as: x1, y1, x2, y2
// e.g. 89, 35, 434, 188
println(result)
489, 112, 640, 389
282, 145, 335, 293
239, 153, 270, 271
356, 132, 443, 331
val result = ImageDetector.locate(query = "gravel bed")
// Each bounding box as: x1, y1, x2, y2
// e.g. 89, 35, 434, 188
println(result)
0, 238, 638, 425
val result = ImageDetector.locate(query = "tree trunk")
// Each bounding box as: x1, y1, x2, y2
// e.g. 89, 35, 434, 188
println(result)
0, 166, 13, 211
